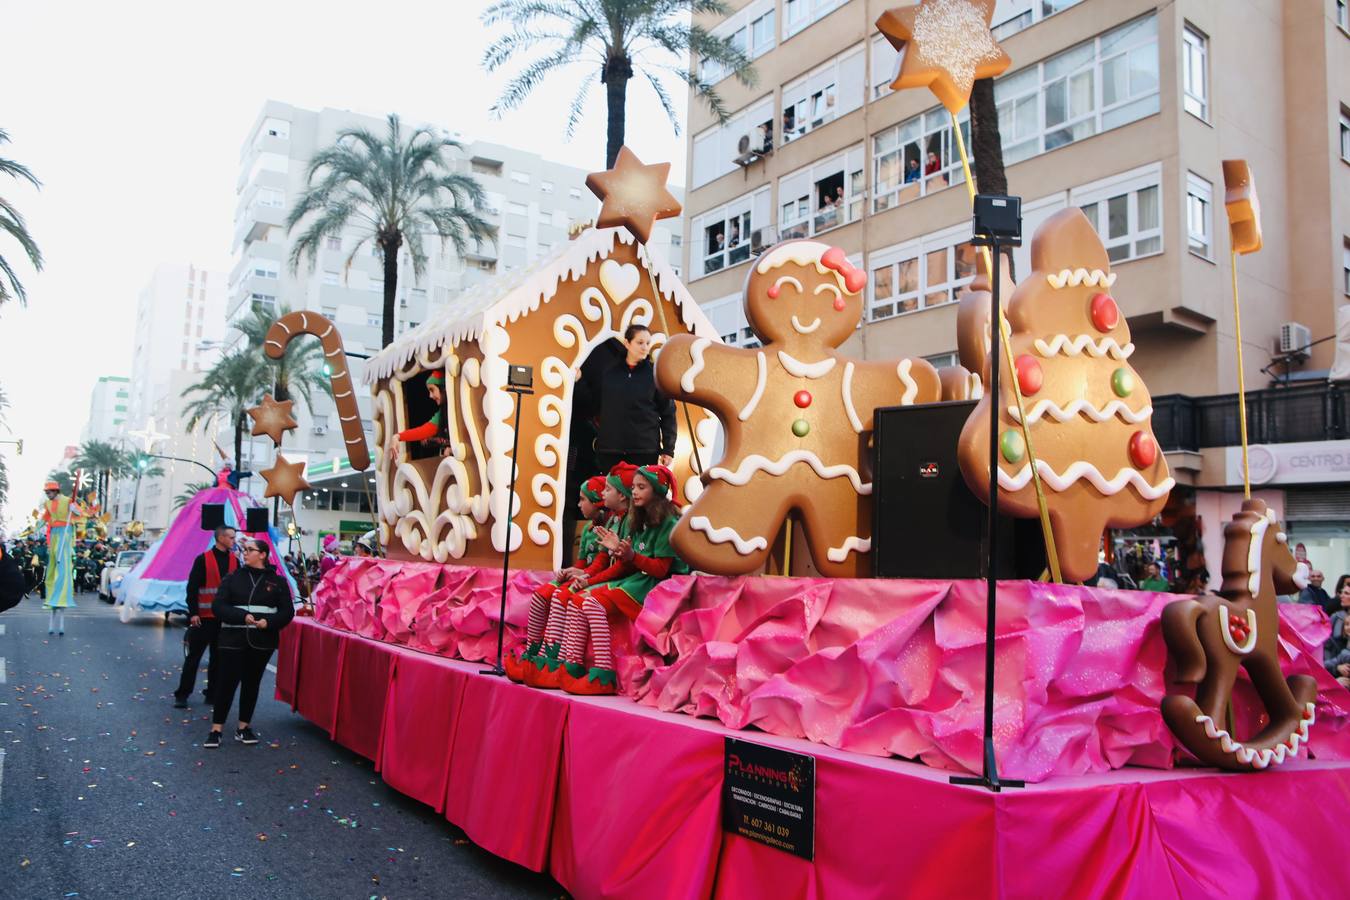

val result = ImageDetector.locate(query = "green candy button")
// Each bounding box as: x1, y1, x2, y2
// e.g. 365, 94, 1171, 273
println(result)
791, 418, 810, 437
1111, 367, 1135, 398
1000, 429, 1026, 464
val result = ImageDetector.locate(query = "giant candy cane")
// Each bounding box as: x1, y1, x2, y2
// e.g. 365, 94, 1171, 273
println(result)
264, 311, 371, 472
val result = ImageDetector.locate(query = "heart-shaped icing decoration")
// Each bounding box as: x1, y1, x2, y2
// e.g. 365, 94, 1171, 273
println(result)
599, 259, 640, 303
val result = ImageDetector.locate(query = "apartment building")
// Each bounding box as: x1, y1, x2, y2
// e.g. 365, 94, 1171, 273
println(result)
80, 376, 131, 445
683, 0, 1350, 578
234, 101, 682, 550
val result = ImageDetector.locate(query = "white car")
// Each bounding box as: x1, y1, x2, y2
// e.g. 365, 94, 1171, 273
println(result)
99, 550, 146, 602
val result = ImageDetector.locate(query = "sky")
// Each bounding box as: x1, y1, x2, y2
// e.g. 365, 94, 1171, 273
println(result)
0, 0, 693, 531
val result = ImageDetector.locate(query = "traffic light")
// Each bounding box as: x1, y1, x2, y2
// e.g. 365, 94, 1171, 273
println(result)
136, 456, 149, 471
15, 439, 21, 455
322, 363, 332, 376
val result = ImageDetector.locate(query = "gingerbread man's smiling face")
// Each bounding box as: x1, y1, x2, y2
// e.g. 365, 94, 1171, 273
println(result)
744, 241, 866, 353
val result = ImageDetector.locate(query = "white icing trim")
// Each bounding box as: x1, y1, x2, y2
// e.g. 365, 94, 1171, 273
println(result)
968, 372, 984, 400
841, 362, 863, 433
814, 281, 843, 302
826, 535, 870, 563
1034, 335, 1135, 359
682, 337, 712, 393
791, 315, 821, 334
772, 275, 804, 295
1193, 703, 1315, 769
778, 351, 837, 379
1246, 510, 1274, 595
1218, 605, 1258, 655
1046, 268, 1117, 289
1010, 399, 1153, 425
999, 460, 1174, 499
756, 241, 833, 273
711, 450, 871, 494
897, 359, 918, 405
689, 515, 769, 555
739, 352, 768, 421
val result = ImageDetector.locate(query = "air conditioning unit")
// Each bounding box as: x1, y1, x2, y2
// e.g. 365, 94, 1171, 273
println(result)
1278, 321, 1312, 359
312, 425, 329, 436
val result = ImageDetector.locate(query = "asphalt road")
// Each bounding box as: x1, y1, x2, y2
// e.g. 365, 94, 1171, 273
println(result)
0, 593, 565, 899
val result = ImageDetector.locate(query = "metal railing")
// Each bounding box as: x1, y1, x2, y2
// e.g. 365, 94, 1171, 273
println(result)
1153, 381, 1349, 451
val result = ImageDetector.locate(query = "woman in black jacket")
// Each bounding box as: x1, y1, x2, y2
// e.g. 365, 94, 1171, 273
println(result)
206, 538, 294, 749
574, 324, 676, 472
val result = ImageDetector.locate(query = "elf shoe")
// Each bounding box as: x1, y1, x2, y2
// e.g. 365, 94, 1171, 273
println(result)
504, 650, 533, 684
520, 640, 544, 665
562, 667, 618, 696
529, 658, 580, 690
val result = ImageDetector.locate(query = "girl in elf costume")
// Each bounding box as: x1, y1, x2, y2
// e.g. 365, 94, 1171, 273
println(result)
559, 464, 688, 696
505, 473, 610, 684
527, 462, 637, 689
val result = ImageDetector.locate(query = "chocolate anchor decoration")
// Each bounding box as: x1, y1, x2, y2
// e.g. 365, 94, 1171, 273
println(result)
1161, 499, 1318, 771
263, 311, 371, 472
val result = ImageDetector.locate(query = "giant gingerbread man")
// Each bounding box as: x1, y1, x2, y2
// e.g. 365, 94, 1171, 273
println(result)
656, 239, 941, 578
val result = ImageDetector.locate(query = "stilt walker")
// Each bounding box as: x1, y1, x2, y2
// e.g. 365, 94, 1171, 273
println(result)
40, 475, 85, 635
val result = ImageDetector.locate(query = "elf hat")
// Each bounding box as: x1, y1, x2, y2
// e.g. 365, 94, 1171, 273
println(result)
605, 462, 639, 499
426, 371, 446, 388
580, 476, 607, 503
635, 465, 680, 506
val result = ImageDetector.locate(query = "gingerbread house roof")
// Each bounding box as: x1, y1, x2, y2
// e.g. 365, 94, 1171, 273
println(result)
365, 226, 714, 384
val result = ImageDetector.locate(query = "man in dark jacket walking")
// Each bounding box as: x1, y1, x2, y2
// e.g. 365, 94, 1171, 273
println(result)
174, 525, 237, 708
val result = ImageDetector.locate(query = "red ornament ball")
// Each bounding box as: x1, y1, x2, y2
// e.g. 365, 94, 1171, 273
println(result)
793, 390, 812, 409
1090, 293, 1120, 332
1129, 431, 1157, 468
1015, 355, 1043, 395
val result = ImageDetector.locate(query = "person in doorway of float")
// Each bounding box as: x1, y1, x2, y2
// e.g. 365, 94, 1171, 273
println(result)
205, 538, 294, 749
573, 325, 676, 472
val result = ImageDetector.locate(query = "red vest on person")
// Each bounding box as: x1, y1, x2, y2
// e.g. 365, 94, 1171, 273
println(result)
198, 550, 238, 619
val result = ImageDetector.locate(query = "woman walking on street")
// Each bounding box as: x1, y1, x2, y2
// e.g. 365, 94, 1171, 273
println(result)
205, 538, 294, 749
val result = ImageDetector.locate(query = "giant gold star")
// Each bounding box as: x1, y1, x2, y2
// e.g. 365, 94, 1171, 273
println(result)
1222, 160, 1262, 256
585, 146, 682, 244
260, 454, 310, 506
876, 0, 1011, 114
247, 394, 298, 446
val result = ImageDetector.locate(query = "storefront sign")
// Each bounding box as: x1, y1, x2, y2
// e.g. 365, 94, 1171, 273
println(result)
722, 738, 815, 861
1226, 440, 1350, 486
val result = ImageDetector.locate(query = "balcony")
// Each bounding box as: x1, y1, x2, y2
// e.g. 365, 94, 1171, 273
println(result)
1153, 382, 1350, 451
232, 201, 287, 251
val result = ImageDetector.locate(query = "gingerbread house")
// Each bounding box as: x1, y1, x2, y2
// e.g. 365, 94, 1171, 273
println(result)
364, 226, 721, 570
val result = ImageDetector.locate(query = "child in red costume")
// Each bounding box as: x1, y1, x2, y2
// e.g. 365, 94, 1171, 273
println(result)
560, 465, 688, 695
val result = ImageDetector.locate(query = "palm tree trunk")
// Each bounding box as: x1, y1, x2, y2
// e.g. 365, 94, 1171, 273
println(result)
602, 56, 633, 168
379, 232, 402, 348
968, 77, 1015, 279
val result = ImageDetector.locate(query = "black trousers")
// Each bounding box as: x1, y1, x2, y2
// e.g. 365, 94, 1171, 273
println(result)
175, 619, 220, 701
211, 641, 275, 726
593, 450, 659, 474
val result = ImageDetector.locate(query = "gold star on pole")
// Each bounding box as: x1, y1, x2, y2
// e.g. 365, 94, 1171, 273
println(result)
585, 146, 682, 244
260, 454, 310, 506
247, 394, 298, 446
876, 0, 1011, 113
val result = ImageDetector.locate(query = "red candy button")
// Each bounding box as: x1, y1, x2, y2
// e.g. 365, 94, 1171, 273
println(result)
1091, 293, 1119, 332
1015, 355, 1043, 396
1129, 431, 1157, 468
794, 390, 812, 408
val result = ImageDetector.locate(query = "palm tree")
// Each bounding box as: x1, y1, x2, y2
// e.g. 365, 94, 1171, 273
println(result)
0, 128, 43, 310
0, 384, 9, 512
286, 114, 495, 348
73, 439, 131, 509
45, 469, 73, 494
232, 302, 329, 407
182, 349, 269, 470
483, 0, 757, 168
969, 78, 1012, 276
173, 480, 214, 511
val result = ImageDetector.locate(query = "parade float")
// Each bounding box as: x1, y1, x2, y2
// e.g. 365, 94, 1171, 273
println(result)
268, 3, 1350, 896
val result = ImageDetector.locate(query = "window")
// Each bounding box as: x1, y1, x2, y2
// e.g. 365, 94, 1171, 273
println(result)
1341, 108, 1350, 163
325, 236, 341, 251
784, 0, 843, 39
508, 201, 528, 216
872, 108, 970, 212
701, 293, 759, 348
540, 181, 553, 194
322, 305, 337, 318
509, 171, 530, 185
868, 227, 978, 321
1071, 164, 1162, 263
691, 95, 775, 187
255, 187, 284, 208
690, 187, 771, 279
870, 34, 899, 100
993, 14, 1159, 165
1182, 25, 1208, 120
923, 351, 958, 369
323, 270, 340, 285
568, 187, 582, 200
1185, 173, 1213, 259
778, 145, 865, 239
670, 234, 682, 248
782, 45, 866, 143
1343, 240, 1350, 296
114, 404, 127, 412
367, 314, 382, 328
992, 0, 1086, 40
251, 259, 279, 279
702, 0, 775, 84
1339, 0, 1349, 32
249, 292, 277, 308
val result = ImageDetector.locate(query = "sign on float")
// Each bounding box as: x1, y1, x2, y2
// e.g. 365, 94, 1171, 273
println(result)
722, 738, 816, 861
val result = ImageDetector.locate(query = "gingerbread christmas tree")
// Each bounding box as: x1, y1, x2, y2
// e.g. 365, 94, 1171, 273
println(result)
957, 208, 1174, 582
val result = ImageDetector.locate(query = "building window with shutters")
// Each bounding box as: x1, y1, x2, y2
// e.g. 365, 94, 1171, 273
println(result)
872, 108, 970, 212
778, 145, 865, 239
1071, 164, 1163, 264
1185, 172, 1214, 260
781, 44, 865, 144
689, 187, 771, 280
700, 0, 775, 85
1182, 24, 1209, 121
867, 224, 977, 322
691, 95, 774, 189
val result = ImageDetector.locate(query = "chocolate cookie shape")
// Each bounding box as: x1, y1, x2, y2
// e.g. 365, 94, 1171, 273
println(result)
1161, 499, 1317, 770
956, 208, 1174, 582
655, 239, 941, 578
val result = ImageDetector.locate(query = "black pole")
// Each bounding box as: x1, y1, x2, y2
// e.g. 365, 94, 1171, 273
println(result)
482, 384, 532, 676
148, 454, 218, 480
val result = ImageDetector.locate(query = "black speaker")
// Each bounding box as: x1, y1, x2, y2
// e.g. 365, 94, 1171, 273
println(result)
872, 401, 1044, 579
200, 504, 225, 530
245, 508, 269, 533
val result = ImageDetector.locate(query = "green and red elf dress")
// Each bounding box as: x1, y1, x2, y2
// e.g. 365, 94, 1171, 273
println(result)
396, 371, 445, 443
561, 465, 688, 696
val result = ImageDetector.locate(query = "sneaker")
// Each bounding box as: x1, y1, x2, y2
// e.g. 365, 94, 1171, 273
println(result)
235, 727, 259, 745
204, 731, 221, 749
173, 697, 188, 709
